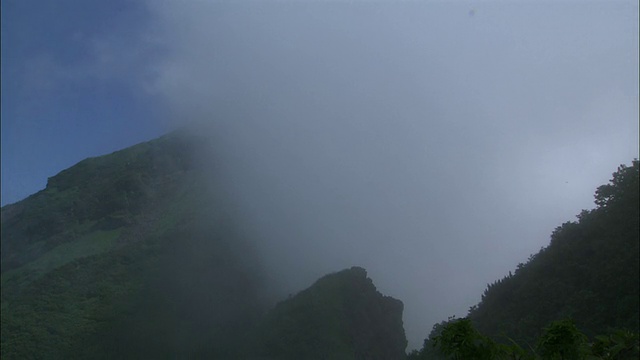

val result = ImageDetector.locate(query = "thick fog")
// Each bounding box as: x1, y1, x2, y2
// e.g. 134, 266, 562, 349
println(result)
3, 0, 638, 350
138, 1, 638, 349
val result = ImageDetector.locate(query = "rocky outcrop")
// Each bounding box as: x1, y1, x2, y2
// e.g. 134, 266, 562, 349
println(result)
249, 266, 407, 360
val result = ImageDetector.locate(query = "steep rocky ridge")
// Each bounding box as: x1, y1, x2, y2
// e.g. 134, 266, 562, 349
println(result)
248, 266, 407, 359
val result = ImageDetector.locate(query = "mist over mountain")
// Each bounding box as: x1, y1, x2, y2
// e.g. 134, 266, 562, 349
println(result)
0, 129, 409, 358
136, 2, 639, 349
2, 1, 638, 354
2, 124, 638, 358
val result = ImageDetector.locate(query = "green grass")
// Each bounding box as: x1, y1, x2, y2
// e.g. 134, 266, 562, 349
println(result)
1, 228, 121, 290
27, 228, 120, 270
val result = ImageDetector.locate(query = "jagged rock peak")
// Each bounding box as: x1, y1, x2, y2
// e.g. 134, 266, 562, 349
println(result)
251, 266, 407, 359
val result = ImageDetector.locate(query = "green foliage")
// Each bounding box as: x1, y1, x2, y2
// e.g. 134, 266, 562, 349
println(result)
1, 237, 162, 359
594, 160, 639, 210
591, 330, 640, 360
418, 318, 457, 359
536, 319, 589, 360
433, 318, 498, 359
1, 131, 198, 274
422, 317, 535, 360
415, 317, 639, 360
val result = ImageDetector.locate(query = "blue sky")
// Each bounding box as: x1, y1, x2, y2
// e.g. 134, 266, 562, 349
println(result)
1, 0, 169, 206
1, 0, 639, 350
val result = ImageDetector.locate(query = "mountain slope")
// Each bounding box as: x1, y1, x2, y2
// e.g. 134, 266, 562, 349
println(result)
1, 129, 409, 359
1, 129, 268, 358
466, 160, 639, 346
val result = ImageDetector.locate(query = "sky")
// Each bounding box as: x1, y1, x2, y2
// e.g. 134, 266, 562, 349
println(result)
1, 0, 638, 351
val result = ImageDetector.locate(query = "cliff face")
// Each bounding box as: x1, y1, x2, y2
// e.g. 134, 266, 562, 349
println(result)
250, 266, 408, 360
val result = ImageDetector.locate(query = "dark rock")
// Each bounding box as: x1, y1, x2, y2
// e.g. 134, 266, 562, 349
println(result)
250, 266, 408, 360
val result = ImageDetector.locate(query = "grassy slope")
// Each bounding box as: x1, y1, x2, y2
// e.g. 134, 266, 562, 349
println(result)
0, 131, 210, 358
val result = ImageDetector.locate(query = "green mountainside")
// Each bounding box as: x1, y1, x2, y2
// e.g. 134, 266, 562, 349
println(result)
1, 129, 262, 358
0, 129, 407, 359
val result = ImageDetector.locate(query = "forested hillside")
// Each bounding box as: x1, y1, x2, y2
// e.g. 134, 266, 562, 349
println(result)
467, 160, 639, 345
411, 160, 639, 359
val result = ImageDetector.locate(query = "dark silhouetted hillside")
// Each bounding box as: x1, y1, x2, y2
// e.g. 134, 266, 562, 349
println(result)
467, 160, 639, 345
411, 160, 639, 359
248, 266, 407, 360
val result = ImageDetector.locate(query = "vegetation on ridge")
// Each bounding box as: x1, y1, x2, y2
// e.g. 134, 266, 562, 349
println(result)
409, 317, 639, 359
410, 160, 639, 359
